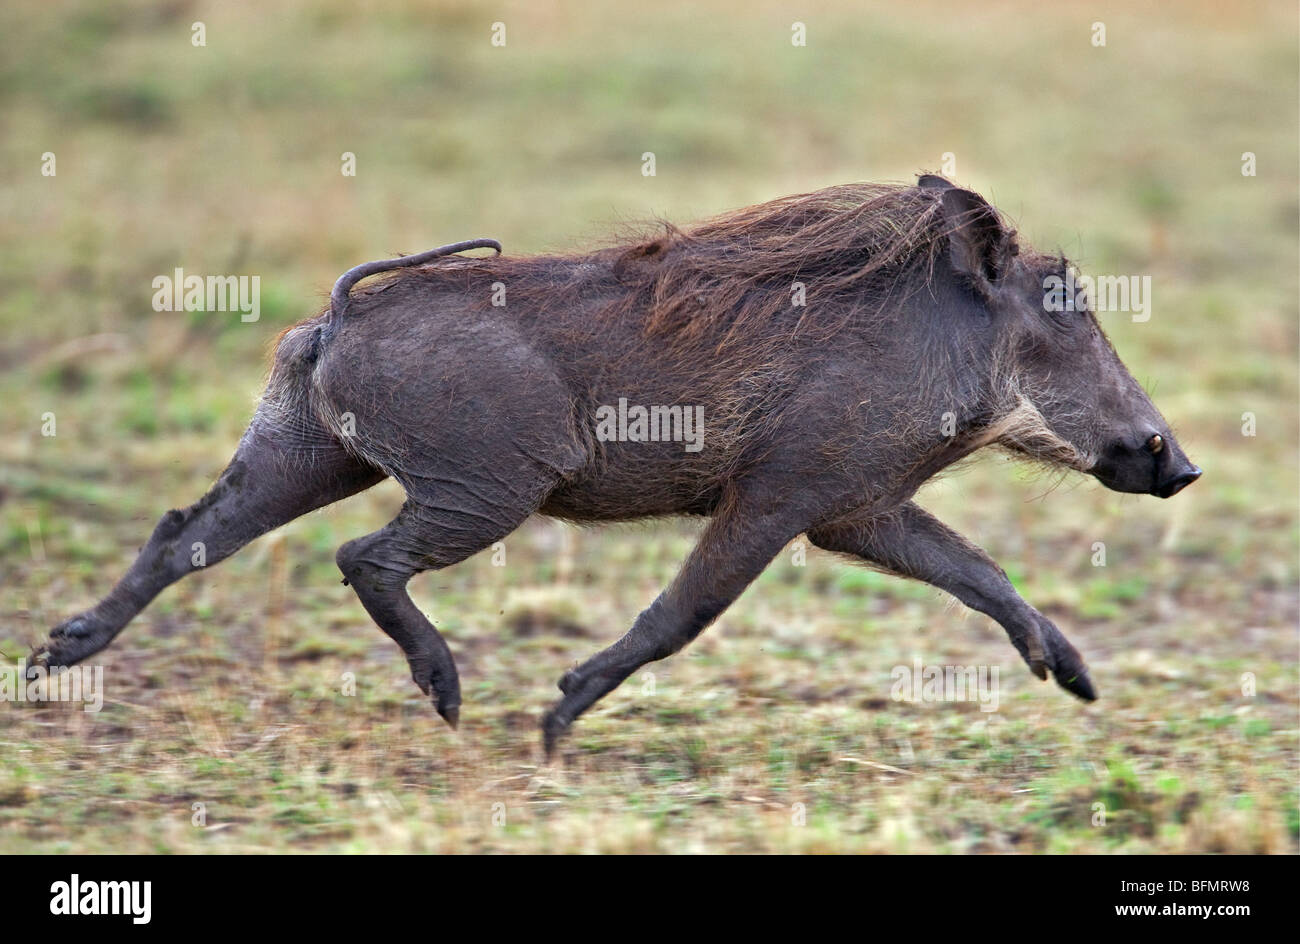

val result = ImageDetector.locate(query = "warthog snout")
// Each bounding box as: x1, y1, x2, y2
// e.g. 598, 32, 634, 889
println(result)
1092, 426, 1202, 498
1154, 441, 1203, 498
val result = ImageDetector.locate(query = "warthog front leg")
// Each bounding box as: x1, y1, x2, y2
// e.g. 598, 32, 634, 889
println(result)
542, 505, 803, 758
808, 501, 1096, 701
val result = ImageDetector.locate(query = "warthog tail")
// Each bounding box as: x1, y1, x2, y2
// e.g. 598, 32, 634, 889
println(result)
328, 238, 502, 323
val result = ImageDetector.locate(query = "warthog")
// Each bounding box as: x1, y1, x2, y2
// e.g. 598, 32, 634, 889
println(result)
32, 175, 1200, 754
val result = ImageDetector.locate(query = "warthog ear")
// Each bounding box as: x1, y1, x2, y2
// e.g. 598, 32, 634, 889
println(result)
940, 188, 1014, 284
917, 174, 954, 191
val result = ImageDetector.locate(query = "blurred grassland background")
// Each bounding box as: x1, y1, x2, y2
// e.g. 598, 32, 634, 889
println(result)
0, 0, 1296, 852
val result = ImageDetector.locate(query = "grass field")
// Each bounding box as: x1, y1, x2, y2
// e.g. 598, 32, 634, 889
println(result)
0, 0, 1296, 853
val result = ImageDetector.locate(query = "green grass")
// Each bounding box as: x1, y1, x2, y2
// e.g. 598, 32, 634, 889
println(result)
0, 0, 1296, 852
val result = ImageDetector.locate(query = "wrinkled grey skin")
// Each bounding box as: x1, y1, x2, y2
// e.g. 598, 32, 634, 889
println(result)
32, 177, 1199, 756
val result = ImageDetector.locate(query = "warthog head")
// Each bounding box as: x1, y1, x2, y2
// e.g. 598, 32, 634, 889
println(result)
923, 175, 1201, 498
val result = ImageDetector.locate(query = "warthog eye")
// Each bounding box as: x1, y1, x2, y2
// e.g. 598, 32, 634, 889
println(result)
1043, 284, 1069, 312
1146, 434, 1164, 454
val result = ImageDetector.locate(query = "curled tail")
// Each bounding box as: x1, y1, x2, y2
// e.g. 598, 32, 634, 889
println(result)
329, 238, 502, 323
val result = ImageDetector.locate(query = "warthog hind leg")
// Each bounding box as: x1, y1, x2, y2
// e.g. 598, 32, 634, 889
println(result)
30, 417, 384, 676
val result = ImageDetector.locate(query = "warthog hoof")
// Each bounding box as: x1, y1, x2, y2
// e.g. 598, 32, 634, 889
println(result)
1054, 665, 1098, 702
540, 707, 571, 761
1034, 612, 1098, 702
407, 656, 462, 730
29, 616, 109, 678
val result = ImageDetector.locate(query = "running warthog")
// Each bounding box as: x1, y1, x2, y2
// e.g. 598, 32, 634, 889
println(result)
32, 175, 1200, 754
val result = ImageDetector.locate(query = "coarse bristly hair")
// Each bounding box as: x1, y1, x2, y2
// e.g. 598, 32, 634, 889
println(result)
344, 181, 1025, 352
607, 181, 1016, 345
